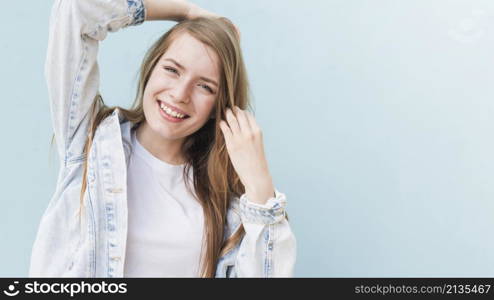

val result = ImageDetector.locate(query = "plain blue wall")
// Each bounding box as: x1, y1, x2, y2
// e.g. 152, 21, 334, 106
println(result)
1, 0, 494, 277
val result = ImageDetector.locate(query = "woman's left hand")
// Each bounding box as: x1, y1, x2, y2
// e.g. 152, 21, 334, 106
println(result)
219, 106, 275, 205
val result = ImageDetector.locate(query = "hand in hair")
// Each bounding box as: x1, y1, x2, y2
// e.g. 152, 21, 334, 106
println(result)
219, 106, 275, 205
185, 3, 241, 40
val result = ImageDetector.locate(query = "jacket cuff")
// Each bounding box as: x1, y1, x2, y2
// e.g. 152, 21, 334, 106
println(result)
127, 0, 146, 25
239, 188, 287, 225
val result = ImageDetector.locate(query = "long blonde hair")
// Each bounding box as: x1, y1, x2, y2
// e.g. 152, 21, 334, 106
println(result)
79, 17, 250, 277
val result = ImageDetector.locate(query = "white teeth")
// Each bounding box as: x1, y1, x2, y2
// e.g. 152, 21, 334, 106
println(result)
159, 101, 186, 119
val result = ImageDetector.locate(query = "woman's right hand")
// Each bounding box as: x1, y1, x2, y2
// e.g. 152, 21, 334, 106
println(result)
144, 0, 240, 39
184, 2, 220, 20
185, 3, 241, 40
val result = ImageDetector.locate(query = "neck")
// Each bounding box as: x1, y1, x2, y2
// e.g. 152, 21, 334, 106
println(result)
135, 121, 186, 166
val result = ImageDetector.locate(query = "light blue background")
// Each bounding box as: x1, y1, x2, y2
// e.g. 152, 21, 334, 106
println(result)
1, 0, 494, 277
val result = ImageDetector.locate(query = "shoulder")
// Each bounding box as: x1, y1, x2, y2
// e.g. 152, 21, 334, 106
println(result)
94, 107, 132, 139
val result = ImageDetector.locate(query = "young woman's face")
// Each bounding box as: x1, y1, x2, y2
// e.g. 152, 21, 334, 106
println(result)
142, 32, 220, 141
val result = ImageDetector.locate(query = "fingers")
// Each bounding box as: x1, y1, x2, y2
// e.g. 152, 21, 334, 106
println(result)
233, 106, 251, 133
186, 4, 219, 20
243, 109, 259, 132
219, 119, 232, 142
185, 7, 241, 41
221, 106, 259, 136
225, 107, 240, 135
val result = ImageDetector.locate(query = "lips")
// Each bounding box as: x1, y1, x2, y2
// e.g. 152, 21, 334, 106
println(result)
157, 100, 190, 118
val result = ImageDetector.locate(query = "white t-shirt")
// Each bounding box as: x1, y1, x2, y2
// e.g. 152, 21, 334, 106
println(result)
123, 129, 205, 277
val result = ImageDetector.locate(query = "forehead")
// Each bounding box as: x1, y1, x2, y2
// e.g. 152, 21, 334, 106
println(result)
161, 32, 220, 80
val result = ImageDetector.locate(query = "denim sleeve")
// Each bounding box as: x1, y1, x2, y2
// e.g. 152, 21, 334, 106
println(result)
234, 189, 297, 277
45, 0, 145, 165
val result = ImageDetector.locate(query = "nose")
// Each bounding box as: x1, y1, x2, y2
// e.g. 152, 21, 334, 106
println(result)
168, 79, 191, 104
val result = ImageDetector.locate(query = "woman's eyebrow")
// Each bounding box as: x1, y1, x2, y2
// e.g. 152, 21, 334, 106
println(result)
163, 58, 218, 87
164, 58, 185, 70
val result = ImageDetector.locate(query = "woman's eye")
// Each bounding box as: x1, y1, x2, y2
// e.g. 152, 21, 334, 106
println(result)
199, 84, 214, 93
163, 66, 214, 93
163, 66, 178, 74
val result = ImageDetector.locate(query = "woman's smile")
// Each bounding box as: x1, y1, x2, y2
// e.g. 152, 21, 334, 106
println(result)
156, 99, 190, 123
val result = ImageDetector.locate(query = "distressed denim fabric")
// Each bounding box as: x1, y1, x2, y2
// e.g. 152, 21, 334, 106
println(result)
29, 0, 296, 277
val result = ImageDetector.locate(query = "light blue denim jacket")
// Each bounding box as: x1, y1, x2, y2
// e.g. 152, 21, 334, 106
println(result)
29, 0, 296, 278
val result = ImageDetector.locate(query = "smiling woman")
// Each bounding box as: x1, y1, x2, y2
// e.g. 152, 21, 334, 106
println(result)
137, 31, 221, 165
29, 0, 296, 278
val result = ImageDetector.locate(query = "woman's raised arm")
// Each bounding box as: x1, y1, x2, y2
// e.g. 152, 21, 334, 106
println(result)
46, 0, 228, 165
45, 0, 146, 165
143, 0, 190, 21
